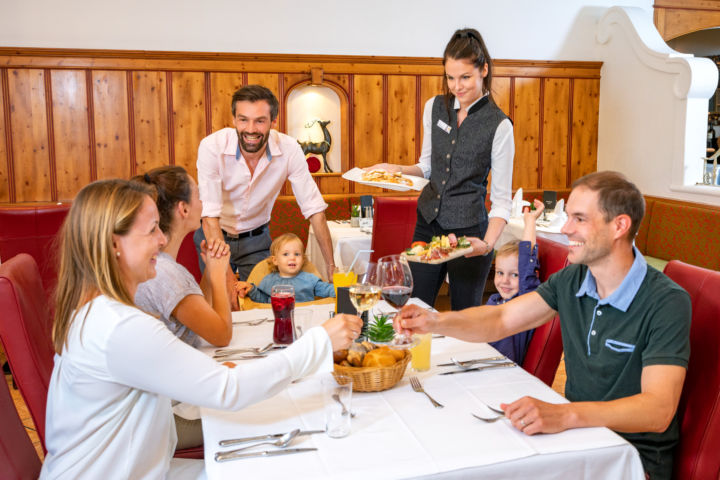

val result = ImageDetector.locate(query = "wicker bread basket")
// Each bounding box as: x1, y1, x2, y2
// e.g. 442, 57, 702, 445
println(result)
333, 349, 411, 392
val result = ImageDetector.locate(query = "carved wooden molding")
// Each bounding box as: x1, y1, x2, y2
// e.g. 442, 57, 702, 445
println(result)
654, 0, 720, 40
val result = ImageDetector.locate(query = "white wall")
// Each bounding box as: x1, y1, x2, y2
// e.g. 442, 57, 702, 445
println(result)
0, 0, 651, 59
3, 0, 718, 205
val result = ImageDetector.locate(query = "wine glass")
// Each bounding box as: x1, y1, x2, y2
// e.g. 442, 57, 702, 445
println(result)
377, 254, 413, 310
348, 263, 381, 339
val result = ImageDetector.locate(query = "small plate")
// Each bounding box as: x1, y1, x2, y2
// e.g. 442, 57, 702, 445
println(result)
370, 334, 419, 350
341, 168, 428, 192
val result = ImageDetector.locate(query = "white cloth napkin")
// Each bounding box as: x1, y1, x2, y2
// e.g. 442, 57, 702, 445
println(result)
553, 198, 564, 215
512, 189, 531, 218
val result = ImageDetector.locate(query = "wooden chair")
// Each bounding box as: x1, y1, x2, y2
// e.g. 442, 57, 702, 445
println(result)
663, 260, 720, 480
238, 258, 335, 310
0, 368, 41, 479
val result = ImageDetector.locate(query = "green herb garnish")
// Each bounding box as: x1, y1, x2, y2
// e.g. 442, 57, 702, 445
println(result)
367, 314, 396, 343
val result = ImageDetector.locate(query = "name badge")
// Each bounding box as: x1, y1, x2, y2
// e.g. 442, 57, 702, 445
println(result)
436, 119, 452, 134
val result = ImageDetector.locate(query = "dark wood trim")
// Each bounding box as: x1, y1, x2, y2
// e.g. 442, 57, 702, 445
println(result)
566, 78, 575, 188
382, 74, 388, 164
166, 71, 175, 166
44, 69, 58, 202
278, 73, 285, 133
348, 74, 355, 195
126, 71, 137, 176
537, 78, 545, 190
204, 72, 212, 136
509, 76, 515, 123
415, 76, 421, 161
1, 68, 15, 202
85, 69, 97, 181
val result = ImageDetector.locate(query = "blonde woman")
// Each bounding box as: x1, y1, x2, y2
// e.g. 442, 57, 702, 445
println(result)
41, 179, 362, 479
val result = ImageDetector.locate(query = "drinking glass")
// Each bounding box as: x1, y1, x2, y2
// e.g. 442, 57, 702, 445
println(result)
377, 254, 414, 310
333, 266, 357, 297
271, 285, 295, 344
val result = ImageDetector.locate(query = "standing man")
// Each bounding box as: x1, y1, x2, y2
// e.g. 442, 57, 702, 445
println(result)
396, 171, 691, 480
195, 85, 335, 286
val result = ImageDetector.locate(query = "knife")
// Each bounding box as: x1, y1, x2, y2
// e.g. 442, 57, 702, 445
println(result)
219, 430, 325, 447
437, 356, 507, 367
215, 447, 317, 462
439, 362, 517, 375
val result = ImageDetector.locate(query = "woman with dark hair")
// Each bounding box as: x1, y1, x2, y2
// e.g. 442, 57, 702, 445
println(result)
369, 28, 514, 310
133, 166, 232, 349
41, 179, 362, 478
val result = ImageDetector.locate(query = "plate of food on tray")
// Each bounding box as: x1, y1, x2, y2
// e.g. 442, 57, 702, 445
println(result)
402, 234, 474, 264
341, 167, 428, 192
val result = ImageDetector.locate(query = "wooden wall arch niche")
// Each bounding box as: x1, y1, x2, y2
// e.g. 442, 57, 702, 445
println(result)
282, 72, 351, 195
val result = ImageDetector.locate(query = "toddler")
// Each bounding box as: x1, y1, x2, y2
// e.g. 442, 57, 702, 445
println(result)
487, 199, 545, 363
236, 233, 335, 303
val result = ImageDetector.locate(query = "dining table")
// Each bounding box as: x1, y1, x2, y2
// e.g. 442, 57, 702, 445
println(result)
306, 220, 372, 280
495, 214, 568, 248
198, 300, 645, 479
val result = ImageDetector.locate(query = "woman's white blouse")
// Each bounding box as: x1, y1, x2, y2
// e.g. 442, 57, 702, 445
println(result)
40, 295, 332, 479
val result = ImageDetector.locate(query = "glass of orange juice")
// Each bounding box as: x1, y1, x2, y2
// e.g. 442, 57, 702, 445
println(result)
410, 333, 432, 372
333, 266, 357, 311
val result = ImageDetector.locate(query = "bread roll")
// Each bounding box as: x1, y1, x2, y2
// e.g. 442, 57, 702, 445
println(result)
362, 347, 397, 367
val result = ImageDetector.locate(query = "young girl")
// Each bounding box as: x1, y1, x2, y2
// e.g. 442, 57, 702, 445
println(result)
236, 233, 335, 303
40, 179, 362, 479
487, 200, 545, 364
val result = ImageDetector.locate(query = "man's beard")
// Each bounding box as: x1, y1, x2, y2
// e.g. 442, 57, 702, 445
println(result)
238, 131, 268, 154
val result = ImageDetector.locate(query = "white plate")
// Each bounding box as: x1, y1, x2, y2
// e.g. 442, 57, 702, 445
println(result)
403, 246, 474, 264
341, 168, 428, 192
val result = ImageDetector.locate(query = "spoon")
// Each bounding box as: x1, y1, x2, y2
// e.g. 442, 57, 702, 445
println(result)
331, 393, 356, 418
214, 429, 300, 460
214, 342, 274, 357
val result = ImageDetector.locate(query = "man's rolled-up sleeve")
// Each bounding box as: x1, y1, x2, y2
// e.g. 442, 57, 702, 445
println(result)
286, 141, 327, 218
197, 139, 224, 218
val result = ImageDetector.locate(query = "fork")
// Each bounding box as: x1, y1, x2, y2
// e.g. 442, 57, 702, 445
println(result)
409, 376, 444, 408
471, 413, 504, 423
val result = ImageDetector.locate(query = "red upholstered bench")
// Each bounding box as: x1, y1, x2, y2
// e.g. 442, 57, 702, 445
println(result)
0, 204, 71, 298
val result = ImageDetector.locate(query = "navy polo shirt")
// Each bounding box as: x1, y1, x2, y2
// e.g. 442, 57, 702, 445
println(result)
536, 247, 691, 480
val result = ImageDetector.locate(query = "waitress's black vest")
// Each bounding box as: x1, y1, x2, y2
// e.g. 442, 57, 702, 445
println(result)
418, 95, 508, 230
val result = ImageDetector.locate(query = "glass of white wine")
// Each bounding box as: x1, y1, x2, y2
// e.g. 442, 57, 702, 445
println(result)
348, 283, 382, 316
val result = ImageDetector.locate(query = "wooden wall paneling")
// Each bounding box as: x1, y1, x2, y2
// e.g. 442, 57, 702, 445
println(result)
92, 70, 131, 180
492, 77, 512, 119
246, 73, 281, 129
51, 69, 91, 200
386, 75, 417, 166
209, 72, 244, 134
7, 69, 52, 202
418, 75, 444, 160
570, 78, 600, 183
0, 70, 9, 202
132, 71, 170, 174
512, 77, 541, 190
171, 72, 206, 179
352, 75, 384, 194
541, 78, 570, 189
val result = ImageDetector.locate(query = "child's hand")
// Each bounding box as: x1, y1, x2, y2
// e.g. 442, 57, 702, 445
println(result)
234, 281, 253, 298
524, 199, 545, 224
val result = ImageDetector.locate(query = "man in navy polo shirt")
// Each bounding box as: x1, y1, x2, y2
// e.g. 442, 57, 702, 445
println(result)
396, 171, 691, 480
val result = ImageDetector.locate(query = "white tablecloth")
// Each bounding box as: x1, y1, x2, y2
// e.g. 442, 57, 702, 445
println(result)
307, 221, 372, 280
496, 216, 568, 248
199, 303, 644, 480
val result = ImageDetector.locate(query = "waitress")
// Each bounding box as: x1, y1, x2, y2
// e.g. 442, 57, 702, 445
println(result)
369, 28, 513, 310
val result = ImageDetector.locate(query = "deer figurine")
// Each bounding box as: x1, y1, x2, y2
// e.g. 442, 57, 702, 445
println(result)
298, 119, 333, 173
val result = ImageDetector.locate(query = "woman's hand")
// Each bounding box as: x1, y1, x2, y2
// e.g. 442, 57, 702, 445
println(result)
322, 314, 363, 351
464, 236, 491, 257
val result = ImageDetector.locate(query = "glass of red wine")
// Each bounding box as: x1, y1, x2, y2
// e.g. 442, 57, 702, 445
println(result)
271, 284, 295, 344
378, 255, 414, 310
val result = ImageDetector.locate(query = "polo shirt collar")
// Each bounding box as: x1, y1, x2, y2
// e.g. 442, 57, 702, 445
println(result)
234, 130, 278, 162
575, 246, 648, 312
453, 93, 489, 115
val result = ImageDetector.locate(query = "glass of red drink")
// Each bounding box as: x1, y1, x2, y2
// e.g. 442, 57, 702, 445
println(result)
271, 285, 295, 344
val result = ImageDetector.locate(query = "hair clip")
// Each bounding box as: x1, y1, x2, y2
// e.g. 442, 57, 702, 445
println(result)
143, 173, 151, 183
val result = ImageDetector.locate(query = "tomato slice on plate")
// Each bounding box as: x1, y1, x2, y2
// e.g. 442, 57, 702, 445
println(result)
411, 241, 427, 248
